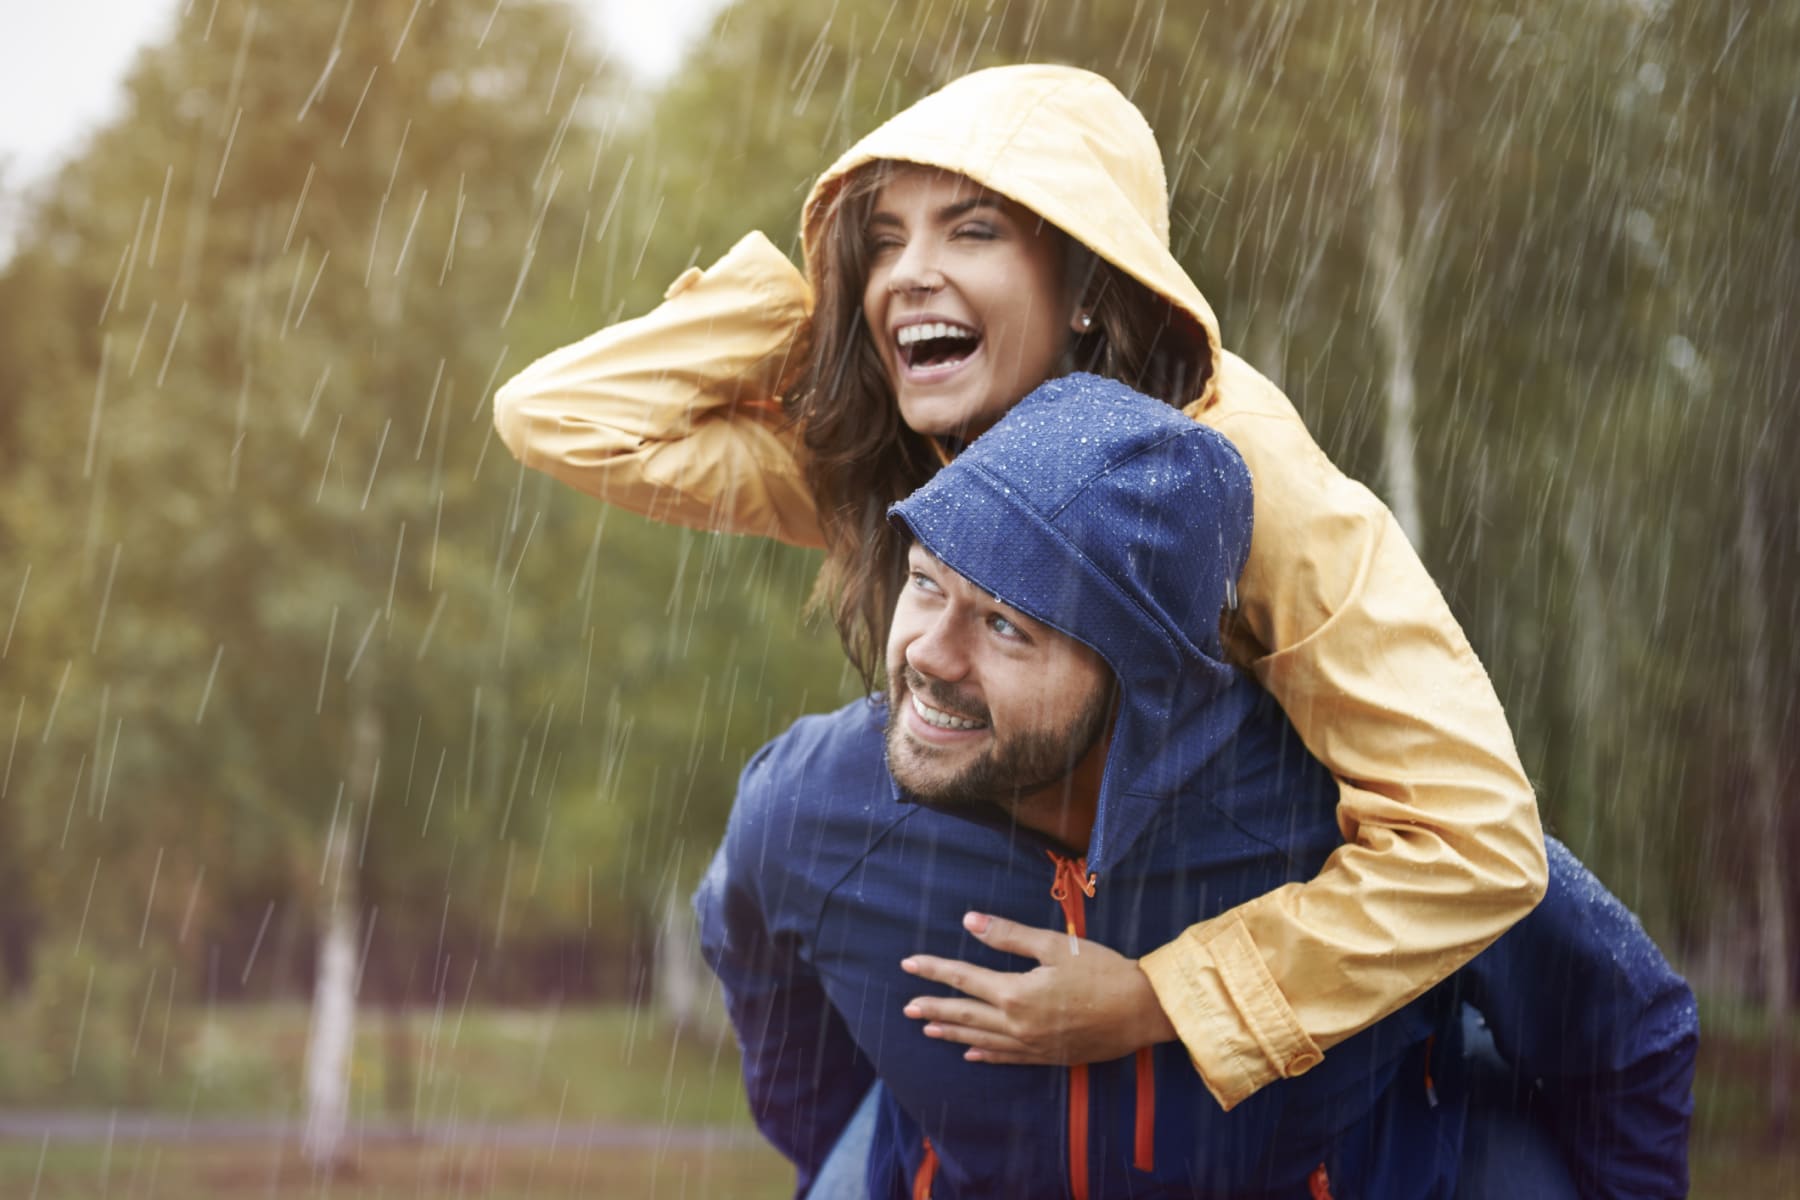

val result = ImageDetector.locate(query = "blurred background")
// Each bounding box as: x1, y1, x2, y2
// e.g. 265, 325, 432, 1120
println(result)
0, 0, 1793, 1195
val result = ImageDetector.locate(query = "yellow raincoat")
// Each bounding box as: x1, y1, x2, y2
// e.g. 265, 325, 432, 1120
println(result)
494, 65, 1547, 1111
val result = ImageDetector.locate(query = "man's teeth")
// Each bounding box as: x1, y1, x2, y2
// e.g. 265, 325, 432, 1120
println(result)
896, 321, 977, 347
911, 693, 984, 730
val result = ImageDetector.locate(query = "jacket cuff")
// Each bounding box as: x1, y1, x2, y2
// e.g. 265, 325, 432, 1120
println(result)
1139, 910, 1323, 1111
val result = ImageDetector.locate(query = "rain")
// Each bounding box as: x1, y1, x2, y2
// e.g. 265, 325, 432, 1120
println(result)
0, 0, 1793, 1196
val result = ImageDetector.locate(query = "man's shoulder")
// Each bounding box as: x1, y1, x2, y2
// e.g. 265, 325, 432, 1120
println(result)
735, 697, 892, 822
722, 698, 902, 907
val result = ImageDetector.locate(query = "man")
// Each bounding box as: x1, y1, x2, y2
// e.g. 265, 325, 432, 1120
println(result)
696, 375, 1695, 1199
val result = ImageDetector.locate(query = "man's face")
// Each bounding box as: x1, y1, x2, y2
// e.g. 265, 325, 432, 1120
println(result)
885, 543, 1113, 815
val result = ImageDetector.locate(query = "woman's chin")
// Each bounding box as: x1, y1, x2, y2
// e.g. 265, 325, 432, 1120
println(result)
896, 388, 1013, 443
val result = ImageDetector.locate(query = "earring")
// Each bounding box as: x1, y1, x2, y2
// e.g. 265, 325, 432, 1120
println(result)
1077, 313, 1093, 331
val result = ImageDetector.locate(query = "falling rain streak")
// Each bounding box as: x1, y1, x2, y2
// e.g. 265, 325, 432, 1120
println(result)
0, 0, 1787, 1189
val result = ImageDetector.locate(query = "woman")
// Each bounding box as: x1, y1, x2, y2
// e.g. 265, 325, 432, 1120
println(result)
494, 64, 1546, 1114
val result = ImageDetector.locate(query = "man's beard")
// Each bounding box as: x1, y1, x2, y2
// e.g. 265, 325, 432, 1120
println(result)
884, 665, 1114, 817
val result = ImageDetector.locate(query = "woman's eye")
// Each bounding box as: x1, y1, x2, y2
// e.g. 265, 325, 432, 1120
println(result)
909, 571, 940, 593
953, 223, 997, 241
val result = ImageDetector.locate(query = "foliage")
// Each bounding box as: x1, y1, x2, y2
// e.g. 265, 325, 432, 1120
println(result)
0, 0, 1793, 1047
0, 0, 849, 1011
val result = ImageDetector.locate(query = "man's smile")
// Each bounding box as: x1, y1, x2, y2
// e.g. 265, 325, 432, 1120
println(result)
910, 691, 987, 731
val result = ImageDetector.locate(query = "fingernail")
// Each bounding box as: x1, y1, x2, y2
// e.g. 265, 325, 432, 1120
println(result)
903, 1003, 921, 1018
964, 912, 990, 934
901, 957, 919, 972
923, 1024, 940, 1037
965, 1049, 983, 1062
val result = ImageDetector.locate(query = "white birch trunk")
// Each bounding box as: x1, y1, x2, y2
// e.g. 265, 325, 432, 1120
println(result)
656, 888, 700, 1031
302, 839, 357, 1168
302, 701, 379, 1170
1367, 29, 1428, 551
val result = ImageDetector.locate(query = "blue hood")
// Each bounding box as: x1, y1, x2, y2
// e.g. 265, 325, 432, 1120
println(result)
889, 373, 1256, 875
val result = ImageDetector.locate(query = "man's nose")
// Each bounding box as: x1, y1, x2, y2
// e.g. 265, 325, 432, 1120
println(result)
905, 612, 970, 683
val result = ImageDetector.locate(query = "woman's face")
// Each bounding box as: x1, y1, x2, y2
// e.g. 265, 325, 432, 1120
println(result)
860, 168, 1075, 440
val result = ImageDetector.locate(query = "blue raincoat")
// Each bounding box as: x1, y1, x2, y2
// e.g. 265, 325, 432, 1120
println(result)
696, 375, 1695, 1199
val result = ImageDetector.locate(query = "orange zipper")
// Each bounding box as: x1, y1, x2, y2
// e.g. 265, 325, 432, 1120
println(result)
912, 1135, 939, 1200
1048, 853, 1097, 1200
1133, 1045, 1155, 1171
1047, 853, 1157, 1189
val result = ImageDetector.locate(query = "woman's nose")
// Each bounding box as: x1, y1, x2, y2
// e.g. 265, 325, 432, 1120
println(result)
887, 238, 944, 295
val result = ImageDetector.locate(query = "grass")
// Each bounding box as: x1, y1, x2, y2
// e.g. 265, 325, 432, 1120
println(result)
1, 1002, 795, 1197
2, 999, 1797, 1197
1, 1002, 757, 1130
0, 1138, 793, 1199
1688, 1009, 1800, 1198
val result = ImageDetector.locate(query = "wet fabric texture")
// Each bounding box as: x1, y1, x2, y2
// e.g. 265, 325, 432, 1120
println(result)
696, 380, 1695, 1199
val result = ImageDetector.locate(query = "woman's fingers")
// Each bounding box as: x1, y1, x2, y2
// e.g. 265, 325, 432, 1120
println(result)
903, 994, 1008, 1034
963, 1047, 1047, 1065
928, 1025, 1034, 1056
962, 911, 1070, 963
900, 953, 1011, 1004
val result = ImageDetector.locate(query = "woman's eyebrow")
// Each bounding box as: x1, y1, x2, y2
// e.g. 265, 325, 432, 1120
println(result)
935, 196, 1004, 221
867, 197, 1006, 229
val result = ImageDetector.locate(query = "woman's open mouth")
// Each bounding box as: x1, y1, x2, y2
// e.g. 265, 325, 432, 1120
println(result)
896, 321, 983, 377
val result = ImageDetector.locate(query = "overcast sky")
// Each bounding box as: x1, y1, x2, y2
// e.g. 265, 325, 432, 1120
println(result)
0, 0, 723, 191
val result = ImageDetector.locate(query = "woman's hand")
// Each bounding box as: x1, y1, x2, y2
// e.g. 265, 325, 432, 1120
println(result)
900, 911, 1178, 1065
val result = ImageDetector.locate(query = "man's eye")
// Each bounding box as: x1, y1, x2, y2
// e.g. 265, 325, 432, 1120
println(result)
988, 613, 1024, 640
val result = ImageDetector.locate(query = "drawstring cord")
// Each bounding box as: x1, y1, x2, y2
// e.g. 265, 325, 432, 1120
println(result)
1047, 851, 1096, 953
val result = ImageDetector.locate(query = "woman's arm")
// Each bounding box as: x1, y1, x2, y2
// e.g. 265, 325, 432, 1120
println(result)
493, 232, 825, 548
1139, 350, 1548, 1109
901, 352, 1545, 1111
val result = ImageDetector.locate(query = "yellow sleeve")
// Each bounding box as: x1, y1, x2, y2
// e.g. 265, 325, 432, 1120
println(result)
1139, 352, 1548, 1111
493, 231, 826, 549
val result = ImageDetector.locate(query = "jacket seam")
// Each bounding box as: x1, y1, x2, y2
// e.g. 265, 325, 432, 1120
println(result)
806, 802, 924, 951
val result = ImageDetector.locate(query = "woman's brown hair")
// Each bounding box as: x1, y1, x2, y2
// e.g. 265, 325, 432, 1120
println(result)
787, 162, 1215, 691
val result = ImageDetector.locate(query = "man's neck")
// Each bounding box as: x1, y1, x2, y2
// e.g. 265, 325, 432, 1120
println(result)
1006, 734, 1108, 856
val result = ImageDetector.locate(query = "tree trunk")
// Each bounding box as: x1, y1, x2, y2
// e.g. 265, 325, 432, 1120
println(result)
656, 886, 700, 1030
382, 982, 413, 1130
1366, 27, 1428, 551
1738, 466, 1792, 1144
302, 699, 379, 1171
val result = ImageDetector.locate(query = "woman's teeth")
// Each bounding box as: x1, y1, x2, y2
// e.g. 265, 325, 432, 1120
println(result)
911, 693, 985, 730
897, 321, 977, 347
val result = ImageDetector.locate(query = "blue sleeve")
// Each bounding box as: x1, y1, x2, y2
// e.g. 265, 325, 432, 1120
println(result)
1460, 837, 1697, 1199
693, 747, 877, 1197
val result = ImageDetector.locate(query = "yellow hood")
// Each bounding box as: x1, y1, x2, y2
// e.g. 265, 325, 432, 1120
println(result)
801, 63, 1222, 408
